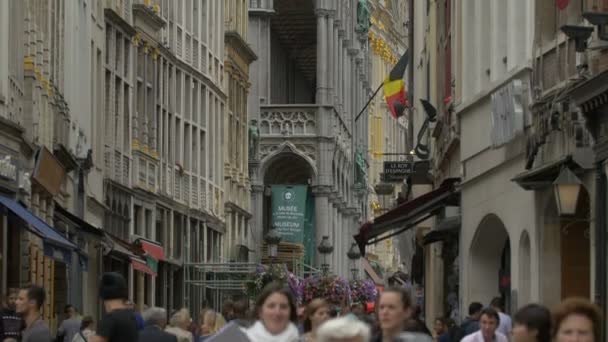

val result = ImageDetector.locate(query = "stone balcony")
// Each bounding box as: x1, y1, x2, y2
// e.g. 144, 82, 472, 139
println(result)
258, 104, 352, 163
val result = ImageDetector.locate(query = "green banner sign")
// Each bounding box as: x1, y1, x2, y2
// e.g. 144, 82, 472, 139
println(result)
271, 185, 308, 243
146, 256, 158, 273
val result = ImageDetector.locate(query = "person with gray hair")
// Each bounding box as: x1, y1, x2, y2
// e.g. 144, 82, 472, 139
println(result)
138, 307, 177, 342
315, 317, 371, 342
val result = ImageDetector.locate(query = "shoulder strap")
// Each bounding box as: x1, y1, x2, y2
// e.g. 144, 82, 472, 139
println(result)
79, 331, 88, 341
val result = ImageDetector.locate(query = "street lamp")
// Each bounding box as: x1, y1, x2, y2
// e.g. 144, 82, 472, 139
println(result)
317, 236, 334, 275
265, 224, 282, 261
553, 167, 582, 217
347, 242, 361, 280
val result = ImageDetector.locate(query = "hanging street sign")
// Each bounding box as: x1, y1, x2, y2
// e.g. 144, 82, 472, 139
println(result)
382, 161, 413, 182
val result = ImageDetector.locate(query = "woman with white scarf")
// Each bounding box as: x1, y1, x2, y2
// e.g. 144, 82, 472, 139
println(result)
242, 282, 300, 342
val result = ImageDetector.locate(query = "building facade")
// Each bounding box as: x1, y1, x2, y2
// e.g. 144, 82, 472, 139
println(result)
365, 0, 409, 278
224, 0, 256, 265
247, 0, 372, 277
0, 0, 107, 327
0, 0, 230, 325
102, 0, 227, 313
404, 0, 608, 329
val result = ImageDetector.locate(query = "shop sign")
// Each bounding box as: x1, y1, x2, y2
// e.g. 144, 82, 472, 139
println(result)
33, 147, 66, 196
383, 161, 413, 182
271, 185, 308, 243
0, 155, 17, 182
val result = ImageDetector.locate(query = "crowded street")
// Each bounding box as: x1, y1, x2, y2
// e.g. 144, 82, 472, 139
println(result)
0, 0, 607, 341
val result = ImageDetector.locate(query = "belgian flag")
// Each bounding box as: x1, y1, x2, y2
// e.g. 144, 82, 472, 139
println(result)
384, 50, 409, 119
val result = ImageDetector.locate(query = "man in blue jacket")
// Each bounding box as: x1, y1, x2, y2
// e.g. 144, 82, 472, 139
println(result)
460, 302, 483, 336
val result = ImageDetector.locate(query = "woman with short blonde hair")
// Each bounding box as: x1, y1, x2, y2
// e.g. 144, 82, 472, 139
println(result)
166, 308, 194, 342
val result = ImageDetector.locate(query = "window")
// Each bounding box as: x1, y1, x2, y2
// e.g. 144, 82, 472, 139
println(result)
105, 24, 112, 65
184, 124, 191, 169
200, 131, 206, 176
145, 209, 152, 239
200, 86, 207, 127
175, 118, 181, 161
193, 0, 199, 38
192, 127, 198, 173
137, 81, 144, 141
134, 205, 142, 236
173, 213, 183, 259
185, 76, 191, 120
155, 207, 164, 244
538, 0, 557, 44
123, 84, 130, 151
176, 70, 183, 114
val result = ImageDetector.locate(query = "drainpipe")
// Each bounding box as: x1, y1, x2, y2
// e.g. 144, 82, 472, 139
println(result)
407, 0, 414, 152
595, 162, 607, 341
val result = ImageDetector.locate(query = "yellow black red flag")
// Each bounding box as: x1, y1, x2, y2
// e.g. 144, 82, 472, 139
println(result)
383, 49, 409, 118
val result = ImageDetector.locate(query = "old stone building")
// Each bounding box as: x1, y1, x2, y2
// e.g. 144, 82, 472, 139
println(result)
224, 0, 256, 265
102, 0, 228, 312
247, 0, 372, 276
0, 0, 230, 323
0, 0, 106, 327
364, 0, 409, 280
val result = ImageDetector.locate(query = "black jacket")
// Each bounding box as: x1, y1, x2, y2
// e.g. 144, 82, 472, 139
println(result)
138, 325, 178, 342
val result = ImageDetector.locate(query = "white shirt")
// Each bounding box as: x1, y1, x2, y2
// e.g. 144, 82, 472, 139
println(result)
461, 330, 508, 342
497, 312, 512, 337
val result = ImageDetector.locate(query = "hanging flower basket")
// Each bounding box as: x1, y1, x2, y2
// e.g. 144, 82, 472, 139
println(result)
349, 279, 378, 305
302, 275, 350, 305
245, 264, 303, 304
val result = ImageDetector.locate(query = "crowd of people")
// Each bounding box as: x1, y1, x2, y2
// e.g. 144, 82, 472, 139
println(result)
0, 272, 604, 342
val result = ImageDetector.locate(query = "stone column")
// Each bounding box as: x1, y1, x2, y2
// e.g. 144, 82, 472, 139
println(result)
338, 208, 347, 277
337, 209, 343, 277
225, 208, 233, 254
333, 21, 340, 106
348, 49, 357, 128
248, 4, 274, 116
251, 184, 264, 261
327, 13, 335, 104
338, 32, 344, 112
327, 196, 334, 270
332, 202, 339, 273
241, 215, 247, 244
313, 186, 331, 266
316, 9, 329, 104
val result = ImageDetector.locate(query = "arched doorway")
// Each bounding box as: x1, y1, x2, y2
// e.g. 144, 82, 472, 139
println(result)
519, 231, 531, 307
541, 187, 590, 307
469, 214, 510, 307
261, 149, 317, 267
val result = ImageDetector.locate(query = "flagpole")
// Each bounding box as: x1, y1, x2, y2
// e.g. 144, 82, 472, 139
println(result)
354, 83, 383, 123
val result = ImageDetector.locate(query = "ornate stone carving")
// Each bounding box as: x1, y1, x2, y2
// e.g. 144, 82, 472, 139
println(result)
259, 144, 278, 160
259, 143, 317, 163
332, 110, 352, 157
260, 107, 316, 135
294, 144, 317, 161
